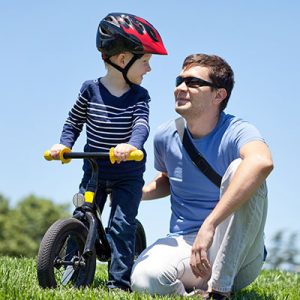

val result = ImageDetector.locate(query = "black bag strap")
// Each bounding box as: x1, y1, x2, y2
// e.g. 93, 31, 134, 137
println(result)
175, 117, 222, 188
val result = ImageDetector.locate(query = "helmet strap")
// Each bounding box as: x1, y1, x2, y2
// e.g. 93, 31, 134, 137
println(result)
104, 54, 143, 86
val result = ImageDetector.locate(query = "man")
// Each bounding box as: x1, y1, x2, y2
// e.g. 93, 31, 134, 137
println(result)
131, 54, 273, 299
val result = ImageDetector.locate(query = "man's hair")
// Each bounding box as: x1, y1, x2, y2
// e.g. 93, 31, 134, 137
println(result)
182, 54, 235, 111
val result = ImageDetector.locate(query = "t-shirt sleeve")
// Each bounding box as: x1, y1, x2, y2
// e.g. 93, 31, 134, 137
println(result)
234, 121, 265, 154
153, 124, 168, 173
59, 81, 90, 148
128, 88, 150, 149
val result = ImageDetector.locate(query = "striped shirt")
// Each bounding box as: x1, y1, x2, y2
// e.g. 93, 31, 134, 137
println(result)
60, 79, 150, 178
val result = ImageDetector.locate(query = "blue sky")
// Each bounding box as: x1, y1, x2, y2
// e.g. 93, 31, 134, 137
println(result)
1, 1, 300, 248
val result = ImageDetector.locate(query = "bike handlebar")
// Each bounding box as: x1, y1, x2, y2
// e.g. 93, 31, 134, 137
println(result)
43, 147, 144, 164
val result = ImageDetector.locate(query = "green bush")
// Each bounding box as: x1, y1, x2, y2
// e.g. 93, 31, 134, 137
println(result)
0, 194, 70, 257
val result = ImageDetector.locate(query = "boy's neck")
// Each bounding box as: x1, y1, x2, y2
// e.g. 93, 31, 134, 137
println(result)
100, 73, 130, 97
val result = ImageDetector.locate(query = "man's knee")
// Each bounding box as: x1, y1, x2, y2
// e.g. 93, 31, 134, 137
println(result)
131, 261, 184, 295
221, 158, 242, 190
131, 265, 162, 294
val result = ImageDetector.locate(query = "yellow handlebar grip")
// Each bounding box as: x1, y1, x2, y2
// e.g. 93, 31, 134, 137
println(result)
128, 150, 144, 161
109, 147, 116, 164
43, 147, 72, 164
109, 147, 144, 164
44, 150, 53, 161
59, 147, 72, 164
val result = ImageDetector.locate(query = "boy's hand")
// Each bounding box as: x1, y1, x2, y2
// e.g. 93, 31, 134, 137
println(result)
49, 144, 68, 160
114, 143, 137, 163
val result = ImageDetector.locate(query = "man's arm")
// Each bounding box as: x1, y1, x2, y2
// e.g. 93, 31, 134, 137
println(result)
190, 140, 274, 277
206, 140, 273, 226
142, 172, 171, 200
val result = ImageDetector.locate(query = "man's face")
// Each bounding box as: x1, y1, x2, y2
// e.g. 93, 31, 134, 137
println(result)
174, 65, 217, 118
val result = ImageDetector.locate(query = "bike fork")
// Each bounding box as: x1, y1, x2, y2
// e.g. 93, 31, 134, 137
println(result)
83, 211, 111, 261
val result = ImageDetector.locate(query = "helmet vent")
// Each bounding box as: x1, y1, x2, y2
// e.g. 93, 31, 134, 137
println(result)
123, 16, 131, 25
99, 27, 110, 36
106, 15, 120, 28
146, 26, 159, 42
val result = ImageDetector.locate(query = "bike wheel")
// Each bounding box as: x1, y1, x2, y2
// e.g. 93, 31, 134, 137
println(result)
37, 218, 96, 288
134, 219, 147, 258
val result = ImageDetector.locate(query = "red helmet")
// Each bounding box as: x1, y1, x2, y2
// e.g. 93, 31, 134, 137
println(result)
96, 12, 167, 57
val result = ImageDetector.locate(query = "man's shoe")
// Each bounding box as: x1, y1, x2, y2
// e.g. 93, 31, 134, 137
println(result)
186, 289, 207, 297
203, 291, 231, 299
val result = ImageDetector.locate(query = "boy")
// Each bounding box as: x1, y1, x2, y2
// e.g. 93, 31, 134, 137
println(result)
49, 12, 167, 290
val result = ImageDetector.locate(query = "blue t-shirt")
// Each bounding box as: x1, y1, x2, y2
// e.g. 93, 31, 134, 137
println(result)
154, 112, 265, 235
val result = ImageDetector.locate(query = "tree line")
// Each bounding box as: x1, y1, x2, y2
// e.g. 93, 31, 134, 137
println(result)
0, 193, 299, 271
0, 194, 69, 257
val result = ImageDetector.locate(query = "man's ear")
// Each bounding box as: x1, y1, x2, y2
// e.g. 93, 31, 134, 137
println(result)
213, 88, 227, 105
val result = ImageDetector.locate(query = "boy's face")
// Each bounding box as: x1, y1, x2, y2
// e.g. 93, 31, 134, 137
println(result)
127, 54, 152, 85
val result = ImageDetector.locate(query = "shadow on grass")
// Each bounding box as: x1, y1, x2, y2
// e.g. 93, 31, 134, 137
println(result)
233, 290, 275, 300
92, 276, 107, 289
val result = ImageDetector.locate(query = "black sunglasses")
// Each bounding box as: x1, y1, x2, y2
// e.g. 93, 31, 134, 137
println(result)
175, 76, 218, 88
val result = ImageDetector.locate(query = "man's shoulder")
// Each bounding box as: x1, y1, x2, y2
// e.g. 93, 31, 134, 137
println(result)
222, 112, 241, 124
157, 119, 177, 133
221, 112, 264, 145
223, 113, 258, 131
154, 119, 177, 142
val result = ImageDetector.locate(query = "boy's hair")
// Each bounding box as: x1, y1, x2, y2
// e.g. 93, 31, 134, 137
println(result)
182, 54, 235, 111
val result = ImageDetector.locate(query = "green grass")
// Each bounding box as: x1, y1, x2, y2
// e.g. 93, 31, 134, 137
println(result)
0, 256, 299, 300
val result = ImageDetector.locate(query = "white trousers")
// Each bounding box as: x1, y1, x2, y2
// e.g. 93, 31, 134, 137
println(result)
131, 159, 268, 295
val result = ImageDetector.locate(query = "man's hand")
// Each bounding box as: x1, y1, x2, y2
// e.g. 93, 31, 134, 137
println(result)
190, 222, 215, 279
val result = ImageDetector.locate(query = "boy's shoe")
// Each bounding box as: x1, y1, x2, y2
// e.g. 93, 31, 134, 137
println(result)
106, 281, 131, 292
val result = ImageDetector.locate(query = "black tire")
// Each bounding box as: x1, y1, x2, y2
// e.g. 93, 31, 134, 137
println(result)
37, 218, 96, 288
135, 219, 146, 258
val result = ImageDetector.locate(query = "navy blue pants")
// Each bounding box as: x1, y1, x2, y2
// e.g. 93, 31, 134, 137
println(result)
79, 175, 144, 290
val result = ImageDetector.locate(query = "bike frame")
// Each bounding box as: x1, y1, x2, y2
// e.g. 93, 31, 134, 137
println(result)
44, 148, 144, 262
72, 155, 111, 262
